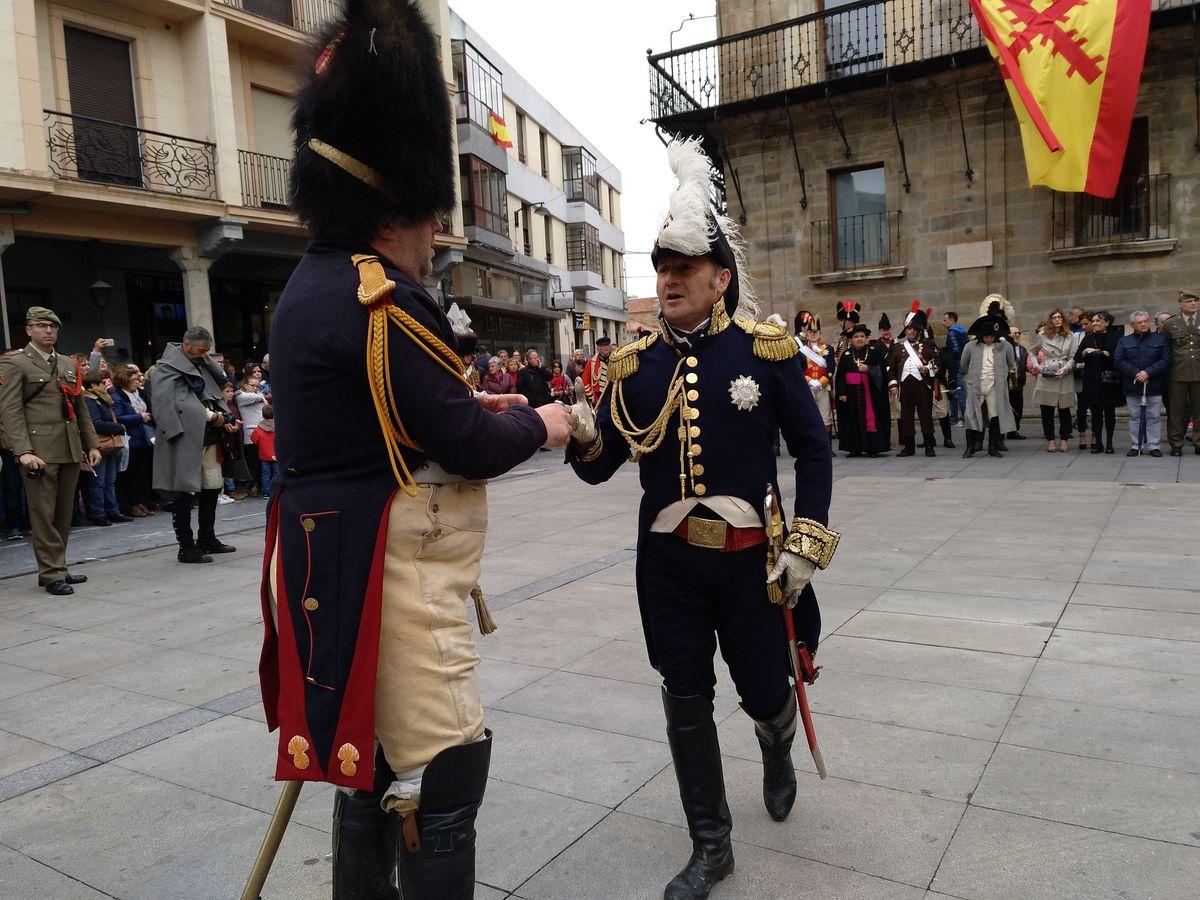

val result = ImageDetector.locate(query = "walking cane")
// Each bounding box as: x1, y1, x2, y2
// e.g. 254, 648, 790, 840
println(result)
240, 780, 303, 900
1138, 382, 1148, 454
764, 487, 827, 779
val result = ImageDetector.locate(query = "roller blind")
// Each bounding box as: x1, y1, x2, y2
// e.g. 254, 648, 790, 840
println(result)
64, 26, 136, 125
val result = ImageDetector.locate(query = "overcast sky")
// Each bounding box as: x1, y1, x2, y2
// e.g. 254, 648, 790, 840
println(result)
449, 0, 717, 300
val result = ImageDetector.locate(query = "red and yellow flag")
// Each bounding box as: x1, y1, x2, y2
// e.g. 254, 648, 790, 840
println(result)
969, 0, 1150, 197
487, 111, 513, 149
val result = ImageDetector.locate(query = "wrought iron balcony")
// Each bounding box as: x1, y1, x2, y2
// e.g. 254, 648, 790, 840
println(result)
1051, 174, 1171, 251
238, 149, 292, 210
811, 210, 902, 274
44, 110, 217, 200
648, 0, 1200, 124
217, 0, 340, 36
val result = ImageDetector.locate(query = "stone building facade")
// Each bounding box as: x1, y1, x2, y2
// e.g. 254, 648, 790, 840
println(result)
650, 0, 1198, 337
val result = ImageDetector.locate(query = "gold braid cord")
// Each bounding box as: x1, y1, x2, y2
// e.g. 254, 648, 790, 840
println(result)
735, 315, 800, 362
352, 254, 470, 496
784, 518, 841, 570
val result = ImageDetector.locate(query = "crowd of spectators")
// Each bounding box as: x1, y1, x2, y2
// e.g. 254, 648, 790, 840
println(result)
0, 335, 278, 541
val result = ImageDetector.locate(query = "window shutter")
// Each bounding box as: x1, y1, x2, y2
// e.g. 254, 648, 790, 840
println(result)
64, 27, 137, 125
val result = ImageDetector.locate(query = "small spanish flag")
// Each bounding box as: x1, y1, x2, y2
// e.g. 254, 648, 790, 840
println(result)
969, 0, 1150, 198
488, 111, 513, 149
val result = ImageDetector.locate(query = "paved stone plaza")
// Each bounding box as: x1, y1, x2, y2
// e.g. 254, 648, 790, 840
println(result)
1, 445, 1199, 899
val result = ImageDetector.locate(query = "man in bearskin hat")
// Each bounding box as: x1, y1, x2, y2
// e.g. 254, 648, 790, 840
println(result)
887, 301, 941, 456
835, 323, 891, 457
256, 3, 572, 896
833, 300, 861, 360
564, 139, 838, 900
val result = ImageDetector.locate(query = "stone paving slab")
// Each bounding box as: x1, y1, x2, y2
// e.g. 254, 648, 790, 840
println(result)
931, 806, 1200, 899
0, 462, 1198, 898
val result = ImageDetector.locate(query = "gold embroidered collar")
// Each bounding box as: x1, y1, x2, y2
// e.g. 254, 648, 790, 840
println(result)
660, 301, 731, 350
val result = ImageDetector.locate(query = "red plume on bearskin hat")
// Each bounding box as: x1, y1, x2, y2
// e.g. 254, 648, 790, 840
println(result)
291, 0, 455, 241
835, 301, 861, 323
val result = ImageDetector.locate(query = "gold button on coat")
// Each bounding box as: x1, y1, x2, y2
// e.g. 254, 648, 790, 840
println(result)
685, 373, 698, 384
689, 426, 701, 439
686, 356, 699, 367
304, 597, 319, 612
694, 484, 708, 496
687, 390, 699, 402
301, 517, 316, 532
689, 444, 702, 456
692, 463, 704, 476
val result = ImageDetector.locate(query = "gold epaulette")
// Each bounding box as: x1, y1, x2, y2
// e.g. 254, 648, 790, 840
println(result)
607, 332, 659, 383
352, 254, 394, 305
734, 316, 799, 362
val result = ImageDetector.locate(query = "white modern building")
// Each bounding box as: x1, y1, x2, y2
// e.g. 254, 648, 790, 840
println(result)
448, 11, 627, 361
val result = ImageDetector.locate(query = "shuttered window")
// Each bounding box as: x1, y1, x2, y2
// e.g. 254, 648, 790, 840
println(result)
64, 26, 140, 186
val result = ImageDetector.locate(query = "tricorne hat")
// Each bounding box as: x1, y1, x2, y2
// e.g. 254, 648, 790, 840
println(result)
650, 139, 758, 320
291, 0, 455, 240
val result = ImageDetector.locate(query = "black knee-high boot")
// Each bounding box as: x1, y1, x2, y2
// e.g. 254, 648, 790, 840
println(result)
939, 416, 955, 449
748, 695, 797, 821
197, 488, 236, 554
662, 689, 734, 900
963, 430, 981, 458
398, 732, 492, 900
172, 493, 210, 564
988, 417, 1004, 457
333, 746, 399, 899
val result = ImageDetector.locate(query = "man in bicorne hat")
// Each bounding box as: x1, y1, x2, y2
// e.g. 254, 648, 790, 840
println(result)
960, 305, 1018, 458
875, 312, 894, 351
796, 310, 834, 440
255, 3, 571, 896
565, 139, 839, 900
887, 301, 940, 457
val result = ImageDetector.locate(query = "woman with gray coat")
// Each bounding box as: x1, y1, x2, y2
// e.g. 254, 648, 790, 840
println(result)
149, 326, 237, 563
1032, 308, 1080, 453
960, 311, 1017, 458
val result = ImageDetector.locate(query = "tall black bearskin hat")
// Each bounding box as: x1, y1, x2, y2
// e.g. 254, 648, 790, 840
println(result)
878, 312, 892, 331
650, 139, 758, 320
291, 0, 455, 241
968, 300, 1012, 338
796, 309, 821, 333
902, 300, 927, 334
836, 300, 861, 324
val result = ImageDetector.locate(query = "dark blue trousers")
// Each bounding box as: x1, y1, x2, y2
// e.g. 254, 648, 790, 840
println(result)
638, 531, 796, 722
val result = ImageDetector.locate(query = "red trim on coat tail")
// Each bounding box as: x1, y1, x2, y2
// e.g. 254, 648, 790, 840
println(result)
325, 488, 399, 791
258, 491, 283, 731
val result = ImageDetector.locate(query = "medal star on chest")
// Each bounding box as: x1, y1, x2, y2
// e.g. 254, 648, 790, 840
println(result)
728, 375, 761, 411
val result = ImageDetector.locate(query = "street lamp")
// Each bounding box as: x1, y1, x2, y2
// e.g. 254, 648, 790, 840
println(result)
519, 201, 550, 217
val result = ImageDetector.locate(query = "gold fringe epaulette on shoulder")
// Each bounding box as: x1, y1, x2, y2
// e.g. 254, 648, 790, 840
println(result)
734, 316, 799, 362
607, 332, 659, 383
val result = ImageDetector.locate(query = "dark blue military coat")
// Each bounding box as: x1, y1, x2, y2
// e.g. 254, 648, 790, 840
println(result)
570, 311, 832, 662
260, 241, 546, 789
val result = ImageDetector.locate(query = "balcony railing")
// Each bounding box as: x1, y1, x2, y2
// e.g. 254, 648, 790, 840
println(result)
45, 110, 217, 200
811, 210, 902, 273
649, 0, 1200, 121
217, 0, 340, 36
1051, 174, 1171, 251
238, 149, 292, 210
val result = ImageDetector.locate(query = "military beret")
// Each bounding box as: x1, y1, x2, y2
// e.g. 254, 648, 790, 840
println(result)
25, 306, 61, 326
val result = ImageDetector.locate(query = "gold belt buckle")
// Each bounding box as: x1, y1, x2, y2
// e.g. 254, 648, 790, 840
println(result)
686, 516, 728, 550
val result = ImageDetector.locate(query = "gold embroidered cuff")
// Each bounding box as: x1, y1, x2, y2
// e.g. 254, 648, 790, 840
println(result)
577, 433, 604, 462
783, 518, 840, 569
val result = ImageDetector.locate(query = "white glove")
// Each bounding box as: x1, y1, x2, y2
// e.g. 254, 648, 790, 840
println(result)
807, 379, 822, 391
566, 377, 596, 445
766, 550, 816, 609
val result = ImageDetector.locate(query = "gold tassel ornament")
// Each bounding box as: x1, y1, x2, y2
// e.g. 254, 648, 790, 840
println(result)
470, 585, 496, 635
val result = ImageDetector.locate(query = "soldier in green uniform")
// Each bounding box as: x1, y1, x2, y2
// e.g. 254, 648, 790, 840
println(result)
0, 307, 100, 594
1163, 290, 1200, 455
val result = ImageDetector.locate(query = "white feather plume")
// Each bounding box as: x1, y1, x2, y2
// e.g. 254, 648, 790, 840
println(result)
657, 138, 759, 320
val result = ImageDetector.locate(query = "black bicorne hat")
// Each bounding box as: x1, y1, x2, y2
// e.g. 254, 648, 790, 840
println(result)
291, 0, 455, 240
878, 312, 892, 331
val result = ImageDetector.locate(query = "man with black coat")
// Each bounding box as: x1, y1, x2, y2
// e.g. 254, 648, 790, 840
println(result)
253, 3, 571, 897
566, 139, 838, 900
1007, 326, 1030, 439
